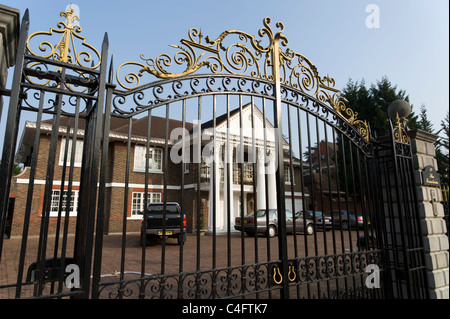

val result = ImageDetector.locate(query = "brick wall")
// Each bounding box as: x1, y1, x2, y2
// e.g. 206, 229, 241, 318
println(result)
9, 135, 187, 236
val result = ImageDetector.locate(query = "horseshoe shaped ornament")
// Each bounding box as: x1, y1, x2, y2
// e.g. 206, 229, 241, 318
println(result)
288, 265, 297, 282
272, 267, 283, 285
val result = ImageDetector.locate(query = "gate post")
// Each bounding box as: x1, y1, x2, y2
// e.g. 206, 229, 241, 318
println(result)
377, 100, 430, 299
380, 99, 448, 299
409, 129, 449, 299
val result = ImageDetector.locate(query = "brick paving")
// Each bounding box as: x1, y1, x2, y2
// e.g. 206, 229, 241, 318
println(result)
1, 230, 362, 299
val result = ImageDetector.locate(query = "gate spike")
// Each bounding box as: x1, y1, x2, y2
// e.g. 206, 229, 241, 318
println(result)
102, 32, 109, 46
108, 55, 114, 83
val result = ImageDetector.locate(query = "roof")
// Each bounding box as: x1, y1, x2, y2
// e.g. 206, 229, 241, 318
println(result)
42, 115, 193, 140
15, 115, 194, 163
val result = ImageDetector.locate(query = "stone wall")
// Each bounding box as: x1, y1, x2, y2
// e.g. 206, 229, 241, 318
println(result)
410, 129, 449, 299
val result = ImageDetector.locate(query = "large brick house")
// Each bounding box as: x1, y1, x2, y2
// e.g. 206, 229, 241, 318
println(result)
8, 103, 309, 237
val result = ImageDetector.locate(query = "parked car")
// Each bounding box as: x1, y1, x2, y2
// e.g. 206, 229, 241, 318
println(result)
327, 210, 368, 230
301, 211, 332, 230
234, 209, 315, 238
140, 202, 186, 245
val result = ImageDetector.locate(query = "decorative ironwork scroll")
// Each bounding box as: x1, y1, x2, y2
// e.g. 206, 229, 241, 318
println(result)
26, 4, 101, 69
116, 17, 371, 141
392, 113, 409, 144
24, 5, 102, 94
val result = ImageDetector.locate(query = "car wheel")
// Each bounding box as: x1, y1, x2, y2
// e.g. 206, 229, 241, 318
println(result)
267, 225, 277, 238
306, 224, 314, 235
342, 221, 349, 230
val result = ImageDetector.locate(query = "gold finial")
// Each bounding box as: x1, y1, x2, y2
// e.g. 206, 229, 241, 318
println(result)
54, 4, 81, 64
393, 112, 409, 143
60, 4, 80, 28
198, 28, 203, 44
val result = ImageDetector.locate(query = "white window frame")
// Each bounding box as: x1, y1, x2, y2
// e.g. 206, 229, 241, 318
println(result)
184, 146, 190, 174
134, 146, 163, 172
130, 192, 162, 219
59, 138, 84, 167
284, 165, 293, 185
50, 189, 79, 217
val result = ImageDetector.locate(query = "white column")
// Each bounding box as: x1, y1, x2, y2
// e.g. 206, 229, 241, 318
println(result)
256, 147, 266, 210
266, 150, 277, 210
223, 140, 234, 228
208, 151, 214, 231
208, 141, 223, 231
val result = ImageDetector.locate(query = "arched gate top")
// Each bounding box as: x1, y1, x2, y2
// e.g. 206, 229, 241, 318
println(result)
115, 17, 371, 141
24, 6, 371, 142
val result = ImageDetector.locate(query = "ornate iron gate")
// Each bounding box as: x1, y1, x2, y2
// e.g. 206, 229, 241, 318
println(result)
0, 7, 427, 299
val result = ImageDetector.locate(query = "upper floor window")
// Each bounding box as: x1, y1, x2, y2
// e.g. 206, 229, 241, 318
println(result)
59, 139, 84, 167
134, 146, 163, 172
284, 165, 293, 184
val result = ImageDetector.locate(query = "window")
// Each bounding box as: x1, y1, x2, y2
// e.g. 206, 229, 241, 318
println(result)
134, 146, 163, 172
200, 161, 210, 178
244, 163, 253, 182
50, 190, 79, 217
284, 165, 293, 184
131, 192, 162, 217
59, 139, 84, 167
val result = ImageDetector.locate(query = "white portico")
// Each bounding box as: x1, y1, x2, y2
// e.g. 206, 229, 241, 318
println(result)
200, 103, 293, 233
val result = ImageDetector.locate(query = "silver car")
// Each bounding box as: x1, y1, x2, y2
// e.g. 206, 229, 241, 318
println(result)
234, 209, 315, 238
328, 210, 367, 230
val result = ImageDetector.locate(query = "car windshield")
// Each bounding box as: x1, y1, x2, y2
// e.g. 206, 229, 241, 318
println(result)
348, 211, 362, 218
148, 204, 179, 213
304, 211, 323, 218
247, 210, 267, 218
332, 211, 347, 217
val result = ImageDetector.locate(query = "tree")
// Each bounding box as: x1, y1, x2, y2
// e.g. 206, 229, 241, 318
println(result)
341, 76, 419, 137
341, 77, 447, 188
337, 77, 430, 202
417, 104, 434, 133
436, 112, 449, 186
0, 162, 23, 176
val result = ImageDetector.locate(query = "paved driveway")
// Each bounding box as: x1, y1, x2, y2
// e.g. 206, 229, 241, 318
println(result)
1, 230, 365, 298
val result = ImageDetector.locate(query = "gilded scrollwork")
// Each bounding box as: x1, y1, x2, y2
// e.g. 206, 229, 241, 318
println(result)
26, 4, 101, 69
392, 113, 410, 144
25, 5, 101, 93
116, 17, 371, 141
